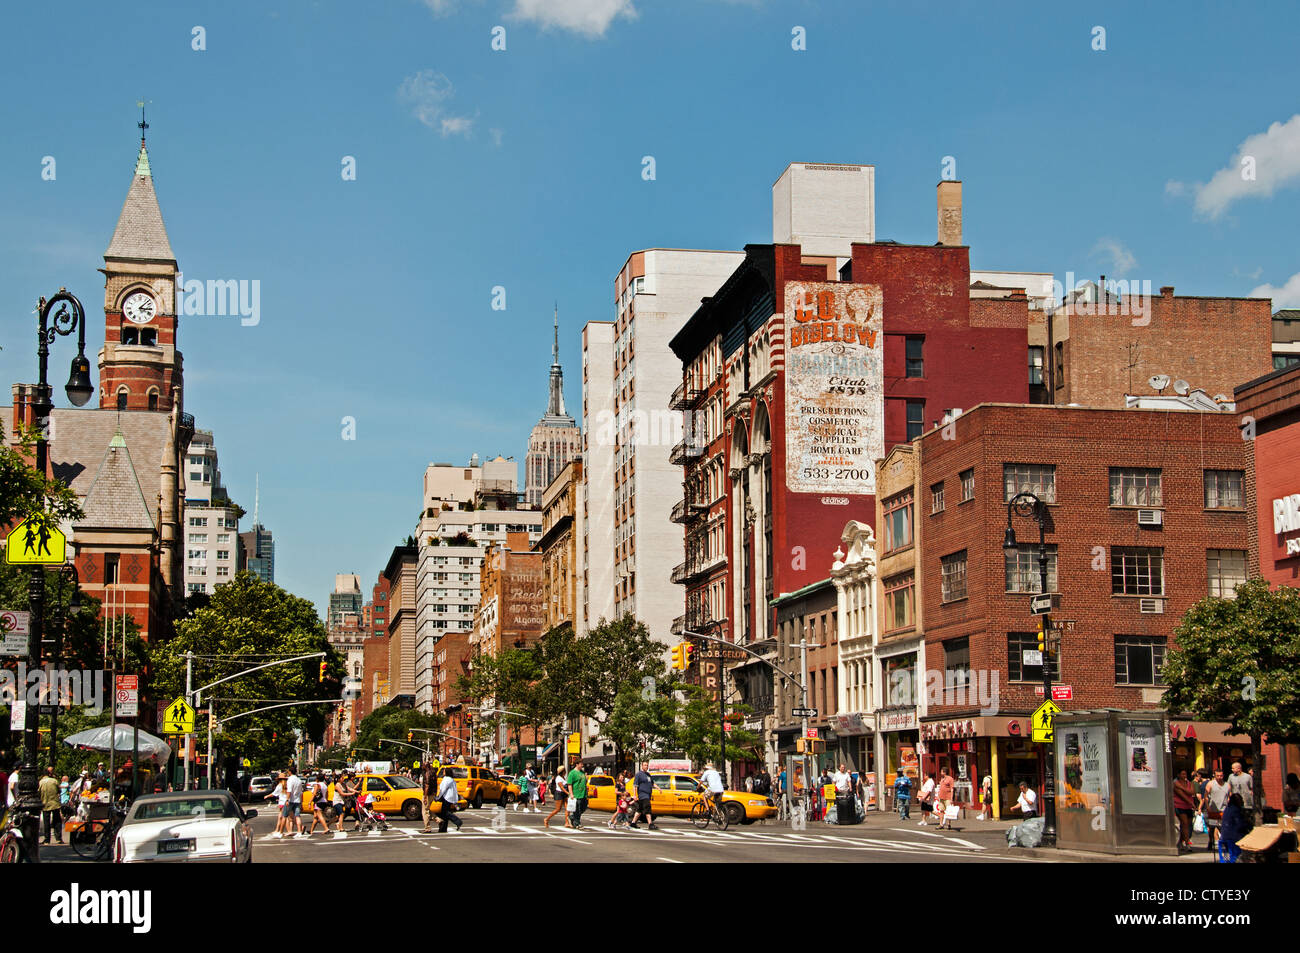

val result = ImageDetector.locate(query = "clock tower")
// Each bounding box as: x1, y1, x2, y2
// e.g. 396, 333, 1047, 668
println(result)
99, 130, 183, 414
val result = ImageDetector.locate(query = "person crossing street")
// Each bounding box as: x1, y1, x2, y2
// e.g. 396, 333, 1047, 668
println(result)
565, 758, 588, 830
436, 768, 462, 833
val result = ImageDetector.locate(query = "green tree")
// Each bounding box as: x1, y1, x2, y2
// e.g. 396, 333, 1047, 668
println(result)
151, 572, 340, 774
1163, 578, 1300, 824
675, 684, 760, 773
603, 674, 681, 764
350, 705, 447, 765
455, 646, 543, 768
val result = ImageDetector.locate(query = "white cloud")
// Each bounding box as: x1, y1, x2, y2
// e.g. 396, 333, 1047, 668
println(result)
398, 70, 475, 137
419, 0, 460, 14
1092, 237, 1137, 274
1167, 114, 1300, 219
1250, 272, 1300, 309
489, 128, 504, 147
507, 0, 637, 38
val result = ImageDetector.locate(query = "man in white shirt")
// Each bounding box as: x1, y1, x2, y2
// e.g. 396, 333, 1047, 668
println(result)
436, 771, 462, 832
699, 762, 725, 815
285, 768, 305, 836
1016, 781, 1038, 817
832, 764, 854, 826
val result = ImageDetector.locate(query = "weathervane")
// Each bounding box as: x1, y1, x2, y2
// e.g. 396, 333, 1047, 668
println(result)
137, 98, 152, 141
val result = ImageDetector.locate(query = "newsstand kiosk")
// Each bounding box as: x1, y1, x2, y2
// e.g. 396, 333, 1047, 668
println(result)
1054, 709, 1178, 856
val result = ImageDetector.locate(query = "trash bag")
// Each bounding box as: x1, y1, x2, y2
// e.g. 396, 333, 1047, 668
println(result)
1006, 816, 1045, 848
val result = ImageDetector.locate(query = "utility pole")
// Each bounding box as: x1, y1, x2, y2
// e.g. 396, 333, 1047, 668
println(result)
183, 651, 193, 790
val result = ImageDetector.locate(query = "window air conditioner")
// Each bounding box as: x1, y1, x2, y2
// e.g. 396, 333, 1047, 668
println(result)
1137, 509, 1163, 526
1139, 598, 1164, 614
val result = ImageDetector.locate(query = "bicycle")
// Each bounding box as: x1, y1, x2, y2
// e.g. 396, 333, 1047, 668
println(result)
68, 797, 128, 862
689, 792, 729, 831
0, 805, 38, 863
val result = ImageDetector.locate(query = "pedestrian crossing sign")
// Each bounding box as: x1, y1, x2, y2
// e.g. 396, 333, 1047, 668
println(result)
163, 696, 195, 734
1031, 699, 1061, 743
4, 516, 66, 565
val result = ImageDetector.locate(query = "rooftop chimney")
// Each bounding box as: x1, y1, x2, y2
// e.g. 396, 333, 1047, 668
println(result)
937, 180, 962, 246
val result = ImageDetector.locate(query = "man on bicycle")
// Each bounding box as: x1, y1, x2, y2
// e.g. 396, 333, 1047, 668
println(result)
893, 771, 913, 819
699, 762, 726, 817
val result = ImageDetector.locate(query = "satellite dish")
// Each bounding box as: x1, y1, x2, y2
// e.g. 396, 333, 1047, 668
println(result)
1173, 379, 1191, 395
1148, 374, 1170, 392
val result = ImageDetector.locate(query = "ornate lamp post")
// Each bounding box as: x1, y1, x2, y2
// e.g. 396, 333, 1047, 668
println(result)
1002, 491, 1056, 846
15, 290, 93, 861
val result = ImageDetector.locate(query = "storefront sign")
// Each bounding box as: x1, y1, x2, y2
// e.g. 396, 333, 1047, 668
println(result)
920, 718, 976, 741
783, 281, 885, 495
878, 708, 917, 732
832, 712, 872, 736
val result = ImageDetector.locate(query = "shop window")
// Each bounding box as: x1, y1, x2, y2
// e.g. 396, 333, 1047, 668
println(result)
1115, 635, 1167, 686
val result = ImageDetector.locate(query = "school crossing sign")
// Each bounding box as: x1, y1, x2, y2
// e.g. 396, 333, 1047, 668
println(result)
5, 516, 66, 565
1031, 700, 1061, 743
162, 697, 195, 735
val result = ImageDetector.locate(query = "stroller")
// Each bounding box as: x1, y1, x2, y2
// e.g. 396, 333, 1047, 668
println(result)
355, 794, 390, 833
609, 791, 634, 829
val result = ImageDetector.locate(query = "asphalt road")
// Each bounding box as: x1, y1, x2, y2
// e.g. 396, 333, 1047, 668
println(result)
245, 805, 1049, 863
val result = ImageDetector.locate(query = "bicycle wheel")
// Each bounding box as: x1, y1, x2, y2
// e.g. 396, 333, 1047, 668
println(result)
70, 821, 100, 859
713, 804, 729, 832
0, 833, 23, 863
690, 801, 711, 829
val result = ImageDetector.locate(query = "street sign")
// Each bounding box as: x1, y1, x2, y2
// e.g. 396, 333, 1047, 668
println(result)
1051, 685, 1073, 701
9, 699, 25, 730
0, 610, 30, 656
1030, 594, 1053, 615
1022, 649, 1043, 667
792, 707, 817, 718
806, 728, 819, 739
115, 674, 138, 718
163, 696, 195, 734
1031, 699, 1061, 743
723, 722, 733, 733
1046, 619, 1077, 632
4, 516, 66, 565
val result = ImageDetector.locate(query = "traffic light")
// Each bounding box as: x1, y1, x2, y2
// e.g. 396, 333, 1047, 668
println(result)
319, 660, 327, 681
407, 731, 413, 743
684, 643, 695, 667
670, 643, 685, 671
1037, 617, 1047, 654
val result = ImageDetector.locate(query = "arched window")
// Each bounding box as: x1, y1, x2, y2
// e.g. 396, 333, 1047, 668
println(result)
116, 387, 129, 411
147, 389, 159, 411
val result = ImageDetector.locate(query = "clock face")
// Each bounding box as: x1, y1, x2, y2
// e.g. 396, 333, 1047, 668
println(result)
123, 291, 156, 325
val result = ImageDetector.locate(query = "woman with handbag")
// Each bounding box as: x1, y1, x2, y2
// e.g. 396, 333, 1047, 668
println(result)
1172, 769, 1196, 852
917, 772, 936, 827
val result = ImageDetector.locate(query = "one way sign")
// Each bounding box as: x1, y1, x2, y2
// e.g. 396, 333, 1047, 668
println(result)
163, 697, 195, 734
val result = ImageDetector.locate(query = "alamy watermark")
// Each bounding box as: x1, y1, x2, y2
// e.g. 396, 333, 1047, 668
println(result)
0, 664, 106, 712
888, 667, 1001, 716
173, 273, 260, 326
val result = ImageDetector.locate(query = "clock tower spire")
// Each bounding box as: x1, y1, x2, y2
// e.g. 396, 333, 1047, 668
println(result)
99, 117, 182, 414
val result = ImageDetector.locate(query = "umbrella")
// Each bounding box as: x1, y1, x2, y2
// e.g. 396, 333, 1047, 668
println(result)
62, 724, 172, 764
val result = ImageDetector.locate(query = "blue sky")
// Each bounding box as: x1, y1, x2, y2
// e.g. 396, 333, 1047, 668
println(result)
3, 0, 1298, 617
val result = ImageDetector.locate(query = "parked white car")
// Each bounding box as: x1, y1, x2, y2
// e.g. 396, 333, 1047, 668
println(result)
114, 791, 256, 863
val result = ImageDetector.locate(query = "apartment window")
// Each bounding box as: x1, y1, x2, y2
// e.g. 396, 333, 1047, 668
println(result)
1008, 631, 1060, 682
1028, 346, 1045, 386
1005, 544, 1059, 593
1207, 549, 1247, 598
189, 517, 207, 527
217, 534, 230, 543
188, 549, 205, 560
1204, 470, 1244, 509
905, 336, 924, 378
1115, 635, 1167, 686
1110, 467, 1162, 507
193, 566, 207, 577
217, 550, 230, 560
1111, 547, 1164, 596
906, 401, 925, 440
940, 551, 968, 603
189, 472, 202, 481
1054, 342, 1064, 388
883, 573, 915, 632
960, 468, 975, 503
188, 583, 205, 594
1004, 463, 1056, 503
216, 566, 230, 577
1275, 354, 1300, 371
189, 455, 203, 465
882, 491, 913, 552
188, 534, 207, 544
943, 637, 970, 689
931, 481, 945, 514
104, 554, 119, 586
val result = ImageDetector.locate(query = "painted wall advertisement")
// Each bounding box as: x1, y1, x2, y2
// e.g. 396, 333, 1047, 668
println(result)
783, 281, 885, 495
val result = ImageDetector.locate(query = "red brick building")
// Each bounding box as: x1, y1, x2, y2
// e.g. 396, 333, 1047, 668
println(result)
913, 402, 1256, 815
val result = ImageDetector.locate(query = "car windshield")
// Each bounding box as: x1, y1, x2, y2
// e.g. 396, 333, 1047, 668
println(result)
129, 797, 238, 822
387, 777, 419, 790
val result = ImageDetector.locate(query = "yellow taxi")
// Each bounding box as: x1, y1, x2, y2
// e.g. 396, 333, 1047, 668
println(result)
438, 765, 511, 809
352, 773, 428, 821
586, 771, 776, 825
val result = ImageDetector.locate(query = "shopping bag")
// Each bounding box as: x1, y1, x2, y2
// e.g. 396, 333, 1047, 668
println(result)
944, 804, 961, 821
1193, 812, 1207, 835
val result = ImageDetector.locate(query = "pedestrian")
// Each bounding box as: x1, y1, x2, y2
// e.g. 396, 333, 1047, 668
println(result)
266, 772, 289, 837
628, 760, 657, 830
1015, 781, 1037, 818
893, 771, 913, 819
744, 775, 754, 793
777, 765, 787, 799
832, 763, 854, 826
307, 774, 331, 835
93, 762, 106, 783
543, 767, 570, 829
1203, 768, 1230, 852
420, 761, 440, 832
517, 764, 537, 813
755, 765, 772, 797
1220, 793, 1247, 863
436, 768, 462, 833
285, 766, 304, 836
977, 773, 993, 821
566, 758, 589, 830
1227, 761, 1253, 815
1172, 769, 1197, 852
917, 772, 936, 826
332, 771, 351, 832
934, 768, 956, 830
39, 766, 63, 845
1282, 773, 1300, 817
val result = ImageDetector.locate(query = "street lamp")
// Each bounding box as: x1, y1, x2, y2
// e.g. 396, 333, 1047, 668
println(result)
15, 290, 92, 862
1003, 491, 1057, 846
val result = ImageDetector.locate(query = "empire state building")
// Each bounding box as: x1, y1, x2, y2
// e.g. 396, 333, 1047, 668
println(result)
524, 309, 580, 506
